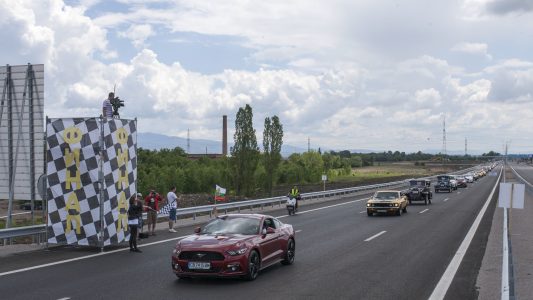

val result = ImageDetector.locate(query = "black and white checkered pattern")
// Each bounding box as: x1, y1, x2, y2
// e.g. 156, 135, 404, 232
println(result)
101, 119, 137, 246
46, 118, 137, 247
158, 203, 172, 216
46, 118, 102, 246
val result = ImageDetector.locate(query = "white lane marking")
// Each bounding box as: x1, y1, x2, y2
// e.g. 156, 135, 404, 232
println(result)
0, 196, 371, 277
57, 298, 70, 300
443, 198, 449, 202
429, 166, 502, 300
457, 192, 461, 194
295, 230, 302, 233
0, 235, 189, 278
277, 197, 369, 219
502, 208, 510, 299
419, 209, 429, 214
359, 210, 366, 214
364, 231, 387, 242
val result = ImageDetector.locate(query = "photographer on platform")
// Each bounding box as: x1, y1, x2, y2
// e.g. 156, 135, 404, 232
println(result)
102, 92, 114, 118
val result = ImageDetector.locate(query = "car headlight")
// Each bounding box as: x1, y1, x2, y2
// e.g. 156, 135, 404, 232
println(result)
172, 243, 181, 258
366, 203, 371, 207
226, 248, 247, 256
394, 203, 399, 207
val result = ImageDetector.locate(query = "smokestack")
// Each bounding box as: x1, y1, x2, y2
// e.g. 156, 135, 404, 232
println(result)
222, 115, 228, 156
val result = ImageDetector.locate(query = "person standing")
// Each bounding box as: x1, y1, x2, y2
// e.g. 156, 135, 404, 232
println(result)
144, 189, 161, 236
102, 92, 113, 118
128, 194, 143, 252
167, 186, 178, 232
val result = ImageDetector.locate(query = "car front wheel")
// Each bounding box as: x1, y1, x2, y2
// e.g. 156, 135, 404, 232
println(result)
245, 250, 260, 281
282, 239, 295, 265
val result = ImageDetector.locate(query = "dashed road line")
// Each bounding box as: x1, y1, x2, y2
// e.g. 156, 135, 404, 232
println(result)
364, 231, 386, 242
419, 209, 429, 214
359, 210, 366, 214
295, 230, 302, 233
443, 198, 449, 202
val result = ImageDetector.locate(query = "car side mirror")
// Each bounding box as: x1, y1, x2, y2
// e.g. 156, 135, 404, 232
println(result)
266, 227, 275, 234
261, 228, 267, 236
194, 227, 201, 234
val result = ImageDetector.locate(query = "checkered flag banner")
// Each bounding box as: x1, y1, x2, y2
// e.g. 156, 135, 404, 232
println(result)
46, 117, 137, 247
101, 119, 137, 246
46, 118, 102, 246
158, 203, 172, 217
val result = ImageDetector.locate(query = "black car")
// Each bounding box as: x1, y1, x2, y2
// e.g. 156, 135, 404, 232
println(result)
406, 179, 432, 205
435, 175, 453, 193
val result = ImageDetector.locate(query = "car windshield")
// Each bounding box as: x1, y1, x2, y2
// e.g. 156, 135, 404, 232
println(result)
374, 192, 399, 200
410, 181, 424, 187
437, 176, 449, 181
202, 217, 260, 235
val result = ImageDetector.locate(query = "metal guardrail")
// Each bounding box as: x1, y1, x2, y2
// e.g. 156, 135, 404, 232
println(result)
0, 224, 46, 240
0, 163, 488, 242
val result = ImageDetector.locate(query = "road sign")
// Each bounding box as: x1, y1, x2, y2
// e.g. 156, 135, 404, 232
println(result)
322, 174, 327, 181
498, 183, 525, 209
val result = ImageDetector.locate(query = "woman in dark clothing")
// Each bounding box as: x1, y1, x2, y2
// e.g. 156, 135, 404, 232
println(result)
128, 194, 143, 252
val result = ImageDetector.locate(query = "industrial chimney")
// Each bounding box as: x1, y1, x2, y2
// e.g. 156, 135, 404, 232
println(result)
222, 115, 228, 156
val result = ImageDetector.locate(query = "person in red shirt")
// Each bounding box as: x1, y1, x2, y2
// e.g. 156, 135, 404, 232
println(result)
144, 189, 162, 236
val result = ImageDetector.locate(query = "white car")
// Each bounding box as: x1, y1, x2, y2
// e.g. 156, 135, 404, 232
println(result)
448, 175, 458, 190
465, 174, 474, 183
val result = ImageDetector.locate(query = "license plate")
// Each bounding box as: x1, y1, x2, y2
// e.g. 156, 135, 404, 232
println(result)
188, 262, 211, 270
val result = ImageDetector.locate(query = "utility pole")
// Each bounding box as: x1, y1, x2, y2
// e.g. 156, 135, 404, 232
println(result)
442, 116, 447, 157
465, 137, 467, 156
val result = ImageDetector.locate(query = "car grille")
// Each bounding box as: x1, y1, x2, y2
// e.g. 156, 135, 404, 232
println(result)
178, 251, 225, 261
373, 203, 394, 207
182, 266, 222, 273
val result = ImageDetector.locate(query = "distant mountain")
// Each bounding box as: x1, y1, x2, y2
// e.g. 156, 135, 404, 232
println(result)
137, 132, 307, 156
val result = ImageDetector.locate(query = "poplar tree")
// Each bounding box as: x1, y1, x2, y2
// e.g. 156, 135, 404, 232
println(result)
231, 104, 259, 196
263, 116, 283, 196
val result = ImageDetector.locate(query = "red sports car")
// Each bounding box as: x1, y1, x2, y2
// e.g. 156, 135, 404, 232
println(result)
171, 214, 295, 280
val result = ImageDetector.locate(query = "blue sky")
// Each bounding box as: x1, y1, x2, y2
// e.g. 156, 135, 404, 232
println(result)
1, 0, 533, 154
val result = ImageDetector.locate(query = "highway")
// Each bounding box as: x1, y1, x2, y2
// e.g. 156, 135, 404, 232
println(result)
0, 169, 501, 300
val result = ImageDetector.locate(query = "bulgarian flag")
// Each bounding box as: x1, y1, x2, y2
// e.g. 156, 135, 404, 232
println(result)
215, 185, 227, 201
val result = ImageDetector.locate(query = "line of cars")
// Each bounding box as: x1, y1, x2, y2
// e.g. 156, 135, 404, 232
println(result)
366, 164, 497, 216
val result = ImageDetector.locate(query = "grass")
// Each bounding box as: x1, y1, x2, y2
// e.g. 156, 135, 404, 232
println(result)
330, 163, 431, 183
0, 216, 45, 230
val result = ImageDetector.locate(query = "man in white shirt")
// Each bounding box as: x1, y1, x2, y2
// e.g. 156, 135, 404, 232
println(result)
167, 186, 178, 232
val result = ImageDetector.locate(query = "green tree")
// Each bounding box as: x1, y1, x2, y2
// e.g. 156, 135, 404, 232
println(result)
231, 104, 260, 196
262, 115, 284, 196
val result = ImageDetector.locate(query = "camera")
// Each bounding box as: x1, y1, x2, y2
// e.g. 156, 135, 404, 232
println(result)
110, 96, 125, 117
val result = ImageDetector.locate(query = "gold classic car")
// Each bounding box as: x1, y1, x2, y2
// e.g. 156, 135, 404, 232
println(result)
366, 190, 408, 216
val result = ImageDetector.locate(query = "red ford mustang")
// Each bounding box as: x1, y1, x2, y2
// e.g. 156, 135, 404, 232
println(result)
171, 214, 295, 280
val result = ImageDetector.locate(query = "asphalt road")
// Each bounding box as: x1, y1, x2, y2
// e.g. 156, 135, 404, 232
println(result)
0, 170, 501, 300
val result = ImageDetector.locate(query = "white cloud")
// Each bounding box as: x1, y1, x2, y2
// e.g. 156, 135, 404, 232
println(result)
451, 42, 492, 60
118, 24, 154, 48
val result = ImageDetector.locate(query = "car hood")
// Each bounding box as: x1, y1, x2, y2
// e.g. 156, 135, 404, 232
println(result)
179, 233, 254, 249
367, 199, 401, 204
